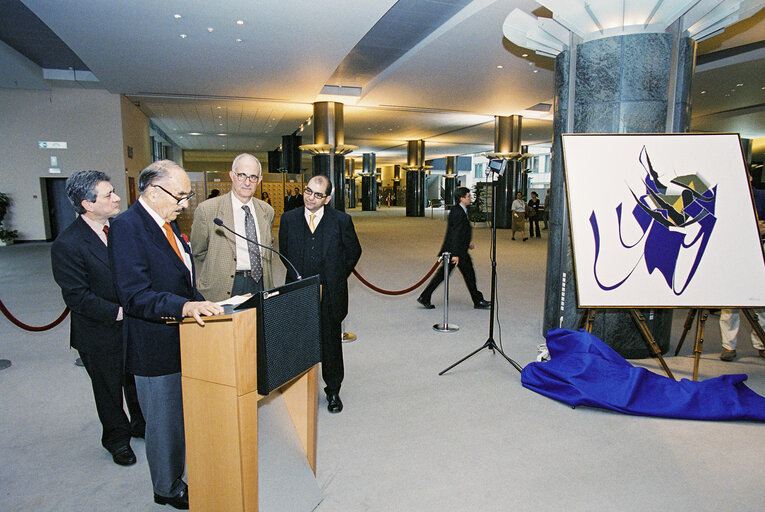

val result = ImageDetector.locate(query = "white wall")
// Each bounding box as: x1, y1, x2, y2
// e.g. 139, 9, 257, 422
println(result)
0, 86, 127, 240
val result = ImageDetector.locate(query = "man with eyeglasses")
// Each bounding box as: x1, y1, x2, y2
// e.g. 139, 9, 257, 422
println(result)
190, 153, 275, 301
279, 175, 362, 413
109, 160, 223, 509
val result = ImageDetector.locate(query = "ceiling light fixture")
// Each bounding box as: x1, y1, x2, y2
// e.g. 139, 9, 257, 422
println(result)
737, 83, 744, 87
497, 65, 503, 69
207, 27, 214, 33
235, 38, 243, 43
174, 14, 182, 19
700, 90, 706, 94
180, 34, 187, 39
236, 20, 245, 25
217, 133, 226, 136
189, 132, 201, 135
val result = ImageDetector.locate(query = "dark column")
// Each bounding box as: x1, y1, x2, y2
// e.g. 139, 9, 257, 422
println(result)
361, 153, 377, 211
300, 101, 357, 211
346, 159, 356, 208
406, 170, 425, 216
281, 135, 302, 173
405, 140, 427, 217
492, 115, 522, 228
313, 153, 346, 211
543, 33, 696, 357
267, 149, 282, 172
443, 156, 457, 208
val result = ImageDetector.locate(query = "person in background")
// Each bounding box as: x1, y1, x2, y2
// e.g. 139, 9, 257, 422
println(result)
417, 187, 491, 311
511, 192, 528, 241
51, 170, 145, 467
207, 189, 220, 199
262, 190, 272, 205
527, 191, 541, 238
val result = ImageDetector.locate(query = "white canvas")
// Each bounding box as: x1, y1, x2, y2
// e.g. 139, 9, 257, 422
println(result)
562, 133, 765, 307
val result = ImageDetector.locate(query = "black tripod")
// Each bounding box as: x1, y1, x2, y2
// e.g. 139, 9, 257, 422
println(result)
439, 158, 523, 376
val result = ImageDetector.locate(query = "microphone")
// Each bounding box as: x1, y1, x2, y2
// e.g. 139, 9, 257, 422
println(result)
213, 218, 302, 280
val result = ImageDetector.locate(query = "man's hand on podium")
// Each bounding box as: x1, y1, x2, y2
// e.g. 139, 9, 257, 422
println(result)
182, 301, 225, 326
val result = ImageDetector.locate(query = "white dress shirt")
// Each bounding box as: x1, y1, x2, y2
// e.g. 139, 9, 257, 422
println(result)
232, 195, 263, 271
138, 196, 192, 279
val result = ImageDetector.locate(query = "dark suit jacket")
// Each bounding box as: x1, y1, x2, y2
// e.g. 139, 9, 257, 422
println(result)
278, 206, 362, 323
51, 216, 121, 354
109, 200, 203, 377
439, 205, 471, 259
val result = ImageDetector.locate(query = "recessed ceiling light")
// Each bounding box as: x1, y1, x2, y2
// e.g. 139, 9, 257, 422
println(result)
189, 132, 202, 135
497, 65, 503, 69
217, 133, 226, 136
217, 106, 222, 109
180, 34, 187, 39
235, 38, 243, 43
207, 27, 214, 33
521, 53, 528, 57
737, 83, 744, 87
533, 69, 538, 73
174, 14, 182, 19
236, 20, 245, 25
700, 90, 706, 94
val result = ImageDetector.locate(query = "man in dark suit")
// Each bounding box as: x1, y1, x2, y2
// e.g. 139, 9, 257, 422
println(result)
279, 175, 362, 413
109, 160, 223, 510
417, 186, 491, 310
51, 170, 145, 467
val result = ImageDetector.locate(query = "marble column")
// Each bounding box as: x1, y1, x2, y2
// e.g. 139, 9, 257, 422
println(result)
361, 153, 377, 211
543, 33, 696, 357
405, 140, 427, 217
492, 115, 522, 229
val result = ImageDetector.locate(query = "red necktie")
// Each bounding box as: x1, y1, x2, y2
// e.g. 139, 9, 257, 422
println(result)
103, 225, 109, 236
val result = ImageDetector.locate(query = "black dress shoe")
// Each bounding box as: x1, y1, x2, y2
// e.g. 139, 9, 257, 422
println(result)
111, 445, 136, 466
417, 296, 435, 309
327, 393, 343, 413
154, 487, 189, 509
474, 300, 491, 309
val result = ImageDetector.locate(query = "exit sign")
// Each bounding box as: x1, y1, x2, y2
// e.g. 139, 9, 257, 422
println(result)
38, 141, 68, 149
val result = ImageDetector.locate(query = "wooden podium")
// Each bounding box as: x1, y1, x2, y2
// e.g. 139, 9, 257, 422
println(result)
179, 307, 318, 511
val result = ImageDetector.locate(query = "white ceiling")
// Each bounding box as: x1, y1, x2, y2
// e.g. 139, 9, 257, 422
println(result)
13, 0, 765, 164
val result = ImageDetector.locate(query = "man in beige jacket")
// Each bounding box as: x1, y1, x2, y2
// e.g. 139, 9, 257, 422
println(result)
190, 154, 275, 301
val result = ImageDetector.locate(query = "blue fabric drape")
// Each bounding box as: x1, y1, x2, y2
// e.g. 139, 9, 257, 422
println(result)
522, 328, 765, 421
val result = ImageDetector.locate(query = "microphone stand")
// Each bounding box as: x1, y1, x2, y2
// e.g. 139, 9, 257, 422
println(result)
439, 158, 523, 376
213, 218, 303, 280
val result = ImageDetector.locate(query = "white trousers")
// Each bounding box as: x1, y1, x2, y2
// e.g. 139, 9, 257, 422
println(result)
719, 309, 765, 351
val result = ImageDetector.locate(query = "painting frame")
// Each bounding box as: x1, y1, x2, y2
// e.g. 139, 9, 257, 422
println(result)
562, 133, 765, 308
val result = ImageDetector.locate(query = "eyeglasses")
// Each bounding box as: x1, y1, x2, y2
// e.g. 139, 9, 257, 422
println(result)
304, 187, 327, 200
233, 173, 261, 183
153, 184, 195, 204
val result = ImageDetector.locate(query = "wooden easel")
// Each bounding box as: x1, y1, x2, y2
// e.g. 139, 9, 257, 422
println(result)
579, 308, 675, 380
674, 308, 765, 381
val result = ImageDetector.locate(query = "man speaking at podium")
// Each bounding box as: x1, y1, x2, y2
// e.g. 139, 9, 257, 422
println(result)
190, 153, 275, 301
279, 175, 362, 413
110, 160, 222, 509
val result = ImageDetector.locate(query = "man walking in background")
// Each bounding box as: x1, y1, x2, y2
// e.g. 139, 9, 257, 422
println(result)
417, 187, 491, 310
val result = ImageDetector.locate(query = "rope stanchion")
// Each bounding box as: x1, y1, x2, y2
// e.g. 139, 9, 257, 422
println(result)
0, 299, 69, 332
352, 260, 441, 296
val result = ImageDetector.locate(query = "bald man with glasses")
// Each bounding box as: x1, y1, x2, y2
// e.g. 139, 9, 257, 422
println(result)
190, 153, 276, 301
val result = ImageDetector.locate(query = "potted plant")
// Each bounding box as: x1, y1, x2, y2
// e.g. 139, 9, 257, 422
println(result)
0, 192, 19, 246
468, 182, 489, 226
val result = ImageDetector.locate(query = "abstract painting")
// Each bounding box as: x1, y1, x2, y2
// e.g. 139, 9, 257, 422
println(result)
562, 134, 765, 307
